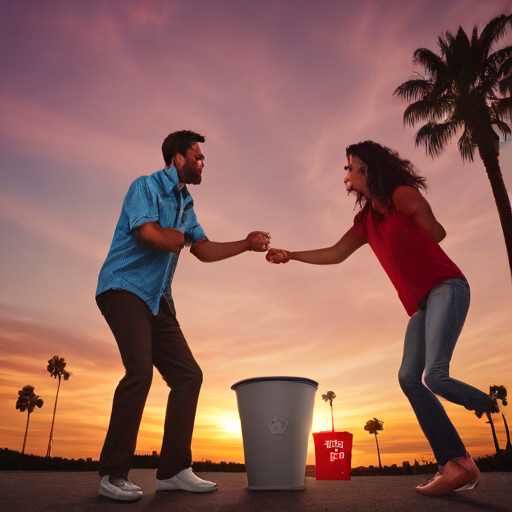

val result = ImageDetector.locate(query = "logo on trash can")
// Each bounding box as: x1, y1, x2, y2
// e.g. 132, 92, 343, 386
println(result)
268, 416, 289, 437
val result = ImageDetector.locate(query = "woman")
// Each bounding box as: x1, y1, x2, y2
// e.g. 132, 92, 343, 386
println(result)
267, 141, 500, 496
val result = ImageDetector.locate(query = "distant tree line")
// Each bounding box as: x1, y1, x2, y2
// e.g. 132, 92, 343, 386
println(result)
0, 448, 246, 473
2, 447, 510, 474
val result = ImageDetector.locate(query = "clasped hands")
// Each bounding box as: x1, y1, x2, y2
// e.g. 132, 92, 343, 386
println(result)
266, 248, 289, 264
246, 231, 289, 264
246, 231, 271, 252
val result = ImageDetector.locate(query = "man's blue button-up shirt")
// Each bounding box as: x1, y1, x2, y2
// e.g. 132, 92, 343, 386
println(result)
96, 166, 207, 315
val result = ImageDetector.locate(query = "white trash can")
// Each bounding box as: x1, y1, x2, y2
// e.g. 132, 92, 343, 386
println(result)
231, 376, 318, 490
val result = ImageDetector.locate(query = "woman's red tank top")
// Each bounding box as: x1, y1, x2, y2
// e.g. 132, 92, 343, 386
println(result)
352, 207, 464, 316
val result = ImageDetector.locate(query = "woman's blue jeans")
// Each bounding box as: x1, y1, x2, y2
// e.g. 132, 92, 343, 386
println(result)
398, 277, 490, 466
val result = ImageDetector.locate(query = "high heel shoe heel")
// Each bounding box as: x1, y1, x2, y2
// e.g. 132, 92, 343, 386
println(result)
453, 478, 479, 492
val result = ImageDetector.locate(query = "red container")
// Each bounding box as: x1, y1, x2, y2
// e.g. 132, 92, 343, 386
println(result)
313, 431, 353, 480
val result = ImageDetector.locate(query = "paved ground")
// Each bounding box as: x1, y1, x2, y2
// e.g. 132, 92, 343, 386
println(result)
1, 470, 511, 512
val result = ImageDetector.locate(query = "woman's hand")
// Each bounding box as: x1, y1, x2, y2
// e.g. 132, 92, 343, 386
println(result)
266, 248, 290, 264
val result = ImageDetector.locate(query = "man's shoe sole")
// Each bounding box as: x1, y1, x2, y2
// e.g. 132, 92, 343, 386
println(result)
156, 482, 218, 493
99, 487, 142, 501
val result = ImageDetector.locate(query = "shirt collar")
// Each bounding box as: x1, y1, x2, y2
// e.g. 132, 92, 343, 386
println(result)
162, 166, 182, 193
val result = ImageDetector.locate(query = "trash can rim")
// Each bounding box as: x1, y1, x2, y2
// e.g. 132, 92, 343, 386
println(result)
231, 376, 319, 390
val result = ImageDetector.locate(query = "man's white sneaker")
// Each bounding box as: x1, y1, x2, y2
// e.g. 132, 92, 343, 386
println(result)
99, 474, 142, 501
103, 473, 142, 492
156, 467, 218, 493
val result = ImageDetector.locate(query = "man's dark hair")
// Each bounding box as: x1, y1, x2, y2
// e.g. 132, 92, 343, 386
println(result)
346, 140, 427, 214
162, 130, 206, 166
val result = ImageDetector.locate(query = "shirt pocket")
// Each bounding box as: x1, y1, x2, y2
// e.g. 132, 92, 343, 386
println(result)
179, 201, 195, 230
179, 209, 189, 229
158, 197, 179, 229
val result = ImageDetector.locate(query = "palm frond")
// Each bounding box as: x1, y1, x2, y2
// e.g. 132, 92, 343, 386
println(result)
454, 26, 471, 58
364, 418, 384, 434
457, 127, 476, 162
393, 78, 432, 102
488, 46, 512, 74
437, 36, 450, 58
16, 385, 43, 414
495, 50, 512, 96
437, 32, 472, 81
440, 26, 473, 78
404, 101, 431, 126
499, 58, 512, 79
469, 26, 485, 66
477, 76, 501, 99
470, 26, 479, 48
492, 97, 512, 119
321, 391, 336, 403
478, 15, 512, 59
499, 75, 512, 96
492, 119, 512, 139
444, 30, 456, 49
415, 121, 459, 158
490, 385, 508, 402
413, 48, 446, 76
403, 96, 454, 127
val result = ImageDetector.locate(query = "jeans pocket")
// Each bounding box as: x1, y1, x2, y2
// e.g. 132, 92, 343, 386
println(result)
453, 277, 470, 310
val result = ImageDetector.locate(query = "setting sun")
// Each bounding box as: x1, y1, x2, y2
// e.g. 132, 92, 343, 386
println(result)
219, 419, 242, 437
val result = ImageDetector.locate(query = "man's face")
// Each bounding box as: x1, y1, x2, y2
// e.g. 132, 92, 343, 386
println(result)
174, 143, 205, 185
344, 154, 370, 198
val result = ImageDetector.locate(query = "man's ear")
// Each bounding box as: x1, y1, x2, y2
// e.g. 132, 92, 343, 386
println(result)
173, 152, 186, 169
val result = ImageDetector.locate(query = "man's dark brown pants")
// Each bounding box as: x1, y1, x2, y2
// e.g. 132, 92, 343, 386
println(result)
96, 289, 202, 480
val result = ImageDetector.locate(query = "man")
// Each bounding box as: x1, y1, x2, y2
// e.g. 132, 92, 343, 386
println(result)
96, 130, 270, 501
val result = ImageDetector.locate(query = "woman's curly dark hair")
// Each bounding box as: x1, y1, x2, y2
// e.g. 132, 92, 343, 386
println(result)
346, 141, 427, 214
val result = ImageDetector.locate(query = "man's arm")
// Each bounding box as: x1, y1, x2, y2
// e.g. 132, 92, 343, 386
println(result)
137, 222, 185, 253
392, 186, 446, 242
191, 231, 270, 262
267, 228, 367, 264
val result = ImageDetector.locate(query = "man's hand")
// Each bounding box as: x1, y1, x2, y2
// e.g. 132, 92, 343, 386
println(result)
247, 231, 271, 252
266, 248, 290, 264
191, 231, 270, 262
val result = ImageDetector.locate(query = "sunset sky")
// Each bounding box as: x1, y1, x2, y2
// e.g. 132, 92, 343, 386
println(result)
1, 0, 511, 469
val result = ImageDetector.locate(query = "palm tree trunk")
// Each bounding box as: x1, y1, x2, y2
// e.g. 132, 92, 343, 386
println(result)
502, 413, 512, 452
22, 411, 30, 455
487, 412, 501, 454
330, 402, 334, 432
46, 376, 61, 458
375, 432, 382, 470
476, 134, 512, 279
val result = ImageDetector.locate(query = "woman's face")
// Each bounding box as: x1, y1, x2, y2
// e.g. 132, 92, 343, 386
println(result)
344, 154, 371, 198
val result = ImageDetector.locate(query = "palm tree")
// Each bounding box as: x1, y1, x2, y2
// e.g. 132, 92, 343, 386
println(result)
486, 412, 501, 455
490, 384, 510, 456
364, 417, 384, 470
502, 411, 511, 458
321, 390, 337, 432
394, 14, 512, 277
16, 385, 43, 455
46, 356, 71, 458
